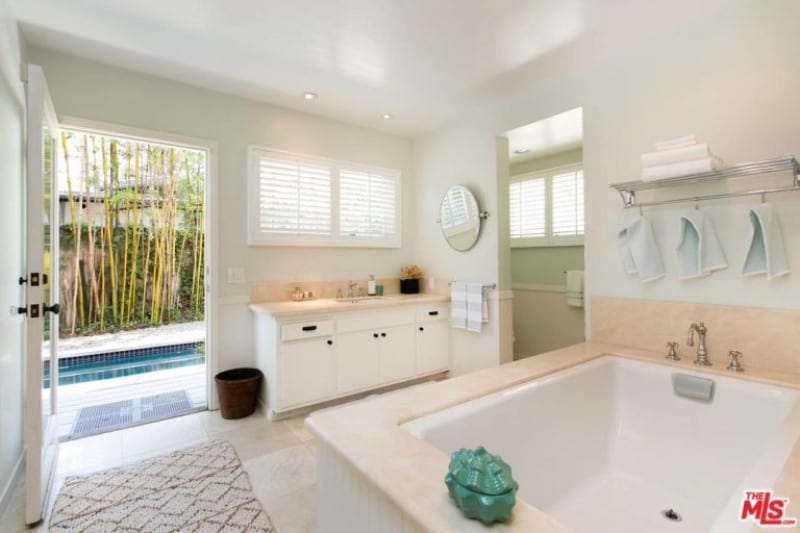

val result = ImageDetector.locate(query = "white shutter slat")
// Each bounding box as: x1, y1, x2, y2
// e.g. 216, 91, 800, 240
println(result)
509, 177, 545, 239
339, 168, 397, 238
552, 170, 583, 236
255, 150, 331, 236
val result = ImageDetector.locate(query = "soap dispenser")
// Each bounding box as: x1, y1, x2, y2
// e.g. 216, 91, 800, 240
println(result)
368, 274, 377, 296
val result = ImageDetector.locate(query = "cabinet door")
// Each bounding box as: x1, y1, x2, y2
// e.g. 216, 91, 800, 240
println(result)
336, 331, 379, 394
416, 321, 449, 374
278, 337, 335, 409
378, 325, 417, 383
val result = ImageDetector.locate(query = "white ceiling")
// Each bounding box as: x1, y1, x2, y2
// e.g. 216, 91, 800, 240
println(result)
9, 0, 589, 137
505, 107, 583, 163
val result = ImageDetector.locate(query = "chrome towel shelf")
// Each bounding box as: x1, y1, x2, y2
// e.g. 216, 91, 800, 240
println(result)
448, 281, 497, 289
610, 155, 800, 209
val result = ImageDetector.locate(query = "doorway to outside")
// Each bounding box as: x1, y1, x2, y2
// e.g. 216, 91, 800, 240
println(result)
52, 126, 209, 440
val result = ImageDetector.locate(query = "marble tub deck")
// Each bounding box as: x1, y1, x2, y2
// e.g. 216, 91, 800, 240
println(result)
307, 342, 800, 532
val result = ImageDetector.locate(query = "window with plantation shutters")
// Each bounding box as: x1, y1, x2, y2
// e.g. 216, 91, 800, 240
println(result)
339, 168, 399, 243
509, 164, 583, 247
551, 169, 584, 236
247, 147, 401, 247
509, 177, 546, 239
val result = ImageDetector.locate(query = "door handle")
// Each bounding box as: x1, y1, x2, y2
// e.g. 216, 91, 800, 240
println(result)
11, 306, 26, 315
43, 303, 60, 315
381, 332, 387, 337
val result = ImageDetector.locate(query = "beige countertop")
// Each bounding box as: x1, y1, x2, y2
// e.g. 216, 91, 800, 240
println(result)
249, 293, 449, 318
306, 341, 800, 532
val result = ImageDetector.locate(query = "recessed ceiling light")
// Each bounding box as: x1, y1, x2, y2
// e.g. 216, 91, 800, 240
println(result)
382, 113, 393, 120
303, 92, 318, 100
514, 148, 531, 154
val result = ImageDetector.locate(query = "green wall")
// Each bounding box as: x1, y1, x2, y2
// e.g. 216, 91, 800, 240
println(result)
509, 148, 584, 286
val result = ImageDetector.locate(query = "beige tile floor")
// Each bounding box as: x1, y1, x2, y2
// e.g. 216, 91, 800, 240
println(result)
0, 409, 317, 533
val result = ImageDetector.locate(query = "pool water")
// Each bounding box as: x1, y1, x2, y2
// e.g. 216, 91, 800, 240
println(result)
44, 342, 205, 388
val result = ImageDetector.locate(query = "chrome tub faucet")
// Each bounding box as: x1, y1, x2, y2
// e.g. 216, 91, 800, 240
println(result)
687, 322, 711, 366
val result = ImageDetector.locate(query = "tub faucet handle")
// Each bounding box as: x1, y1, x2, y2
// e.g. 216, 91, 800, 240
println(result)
665, 341, 680, 361
726, 350, 744, 372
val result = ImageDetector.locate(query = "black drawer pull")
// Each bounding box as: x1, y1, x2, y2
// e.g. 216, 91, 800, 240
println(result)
302, 325, 317, 332
428, 311, 439, 316
327, 340, 333, 346
419, 326, 424, 331
381, 332, 387, 337
373, 333, 379, 338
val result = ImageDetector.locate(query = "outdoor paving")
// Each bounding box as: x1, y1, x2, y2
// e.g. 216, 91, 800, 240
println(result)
54, 321, 205, 357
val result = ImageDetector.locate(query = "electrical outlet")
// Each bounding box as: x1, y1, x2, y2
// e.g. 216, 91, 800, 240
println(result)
226, 267, 246, 284
427, 277, 436, 290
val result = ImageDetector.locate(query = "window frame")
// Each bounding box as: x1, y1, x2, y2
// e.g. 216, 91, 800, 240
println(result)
509, 163, 584, 248
247, 146, 402, 248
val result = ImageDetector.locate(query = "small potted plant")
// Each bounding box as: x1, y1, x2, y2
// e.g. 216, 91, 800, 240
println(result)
399, 264, 423, 294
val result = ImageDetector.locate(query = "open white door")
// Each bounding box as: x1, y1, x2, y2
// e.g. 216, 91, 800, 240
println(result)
24, 63, 60, 525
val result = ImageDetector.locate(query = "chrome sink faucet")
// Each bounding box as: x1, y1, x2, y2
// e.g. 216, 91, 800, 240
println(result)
347, 280, 358, 299
687, 322, 711, 366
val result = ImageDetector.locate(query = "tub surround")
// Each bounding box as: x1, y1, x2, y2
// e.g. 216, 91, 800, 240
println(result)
591, 295, 800, 375
307, 341, 800, 533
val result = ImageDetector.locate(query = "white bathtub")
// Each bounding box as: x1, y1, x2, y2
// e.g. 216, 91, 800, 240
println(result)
403, 355, 800, 533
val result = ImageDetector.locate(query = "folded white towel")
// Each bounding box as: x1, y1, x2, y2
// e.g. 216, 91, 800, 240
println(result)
618, 216, 665, 283
450, 281, 467, 329
641, 143, 712, 168
641, 157, 721, 181
565, 270, 584, 308
655, 134, 697, 151
466, 283, 484, 333
742, 204, 789, 280
676, 211, 728, 280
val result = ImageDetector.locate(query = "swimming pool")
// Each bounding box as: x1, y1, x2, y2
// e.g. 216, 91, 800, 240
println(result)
44, 342, 205, 388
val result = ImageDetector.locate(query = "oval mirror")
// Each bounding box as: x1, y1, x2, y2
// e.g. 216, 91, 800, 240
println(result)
440, 185, 482, 251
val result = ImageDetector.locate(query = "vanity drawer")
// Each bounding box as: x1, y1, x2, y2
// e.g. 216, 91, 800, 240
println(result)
281, 319, 335, 342
337, 308, 416, 334
416, 305, 449, 323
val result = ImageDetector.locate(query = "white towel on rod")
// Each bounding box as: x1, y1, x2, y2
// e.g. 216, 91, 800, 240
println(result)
466, 283, 484, 333
618, 216, 665, 283
676, 211, 728, 280
450, 281, 467, 329
742, 204, 789, 280
655, 134, 697, 151
641, 143, 713, 168
641, 157, 722, 181
565, 270, 584, 308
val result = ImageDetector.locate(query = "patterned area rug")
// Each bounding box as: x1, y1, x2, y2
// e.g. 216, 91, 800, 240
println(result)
49, 440, 276, 532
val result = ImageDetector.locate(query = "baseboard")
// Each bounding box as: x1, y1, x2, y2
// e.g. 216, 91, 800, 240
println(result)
0, 450, 24, 520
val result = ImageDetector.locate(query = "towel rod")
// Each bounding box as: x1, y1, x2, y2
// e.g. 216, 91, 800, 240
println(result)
448, 281, 497, 289
610, 155, 800, 209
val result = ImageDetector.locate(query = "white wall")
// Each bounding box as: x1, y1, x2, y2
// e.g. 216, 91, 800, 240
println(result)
0, 0, 25, 510
26, 47, 414, 372
413, 0, 800, 333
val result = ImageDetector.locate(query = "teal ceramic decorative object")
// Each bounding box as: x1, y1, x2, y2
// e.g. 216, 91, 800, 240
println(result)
444, 446, 518, 524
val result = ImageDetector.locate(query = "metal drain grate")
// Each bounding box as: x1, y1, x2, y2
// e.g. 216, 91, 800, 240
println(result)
69, 391, 195, 439
72, 400, 135, 435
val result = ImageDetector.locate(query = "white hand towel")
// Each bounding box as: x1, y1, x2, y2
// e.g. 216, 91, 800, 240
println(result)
565, 270, 584, 308
641, 157, 722, 181
676, 211, 728, 280
618, 216, 665, 283
466, 283, 484, 333
742, 204, 789, 280
450, 281, 467, 329
641, 144, 712, 168
655, 134, 697, 151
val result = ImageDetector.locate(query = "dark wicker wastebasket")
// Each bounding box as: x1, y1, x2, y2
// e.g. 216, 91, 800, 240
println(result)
215, 368, 263, 419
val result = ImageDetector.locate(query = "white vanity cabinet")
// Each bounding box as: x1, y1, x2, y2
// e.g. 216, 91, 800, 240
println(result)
251, 297, 449, 418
